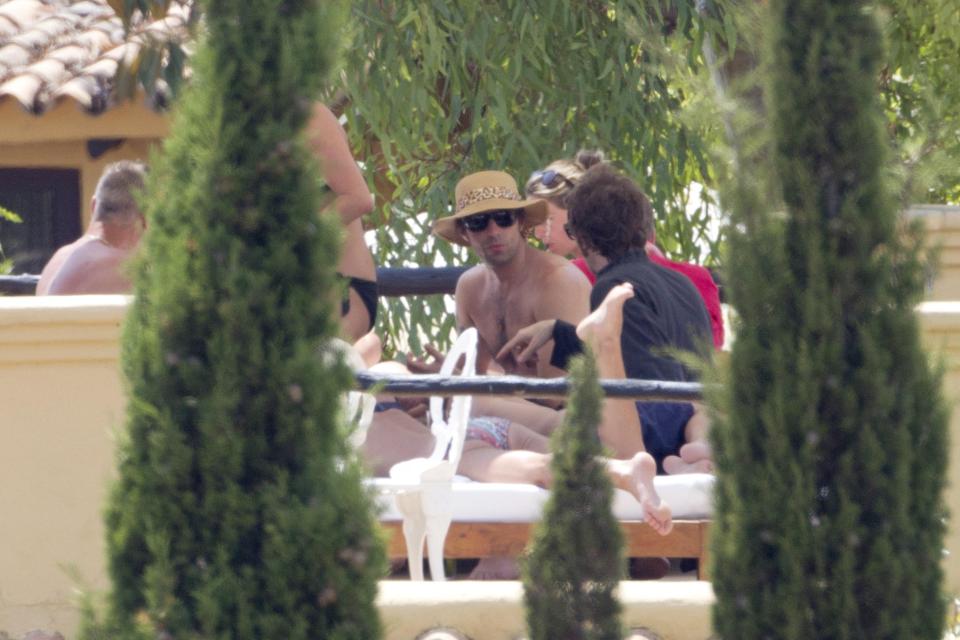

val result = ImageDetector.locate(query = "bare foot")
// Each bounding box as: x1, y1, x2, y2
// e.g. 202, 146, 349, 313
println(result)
468, 556, 519, 580
576, 283, 634, 351
608, 452, 673, 535
663, 455, 714, 475
679, 440, 712, 464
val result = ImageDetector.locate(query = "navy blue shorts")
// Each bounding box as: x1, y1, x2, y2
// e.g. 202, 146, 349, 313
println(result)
636, 402, 694, 473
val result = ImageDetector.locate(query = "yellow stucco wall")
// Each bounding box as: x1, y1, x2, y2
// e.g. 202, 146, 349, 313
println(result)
0, 293, 958, 639
0, 296, 127, 636
913, 205, 960, 302
0, 137, 160, 229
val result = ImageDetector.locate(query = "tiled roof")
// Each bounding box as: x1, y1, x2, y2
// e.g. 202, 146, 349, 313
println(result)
0, 0, 188, 115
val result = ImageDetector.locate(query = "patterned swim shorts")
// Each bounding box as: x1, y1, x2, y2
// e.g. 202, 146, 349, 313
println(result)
465, 415, 512, 450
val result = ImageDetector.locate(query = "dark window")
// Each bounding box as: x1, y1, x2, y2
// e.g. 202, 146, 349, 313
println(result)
0, 168, 81, 274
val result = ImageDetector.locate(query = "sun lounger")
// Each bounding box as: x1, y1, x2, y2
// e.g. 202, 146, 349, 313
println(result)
355, 330, 715, 581
374, 474, 714, 579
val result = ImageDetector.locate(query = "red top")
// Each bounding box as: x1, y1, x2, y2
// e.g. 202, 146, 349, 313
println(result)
571, 248, 724, 349
571, 257, 596, 285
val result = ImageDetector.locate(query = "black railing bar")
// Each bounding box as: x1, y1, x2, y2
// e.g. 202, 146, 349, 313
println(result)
0, 266, 469, 297
355, 372, 709, 402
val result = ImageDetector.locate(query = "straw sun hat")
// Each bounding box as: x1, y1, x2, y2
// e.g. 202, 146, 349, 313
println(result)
433, 170, 548, 246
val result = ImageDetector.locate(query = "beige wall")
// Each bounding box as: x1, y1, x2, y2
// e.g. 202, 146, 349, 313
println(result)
0, 137, 159, 229
0, 294, 958, 639
0, 296, 127, 636
911, 205, 960, 301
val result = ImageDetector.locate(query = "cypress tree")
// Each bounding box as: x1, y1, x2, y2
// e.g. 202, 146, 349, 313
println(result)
82, 1, 385, 638
523, 352, 623, 640
711, 0, 949, 638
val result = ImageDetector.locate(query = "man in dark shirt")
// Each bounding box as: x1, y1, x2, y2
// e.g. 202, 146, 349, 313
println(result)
499, 165, 713, 474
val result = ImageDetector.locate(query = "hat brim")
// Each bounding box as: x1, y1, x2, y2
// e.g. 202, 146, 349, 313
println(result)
433, 198, 548, 246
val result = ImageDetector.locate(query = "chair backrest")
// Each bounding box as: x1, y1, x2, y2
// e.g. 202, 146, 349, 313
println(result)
426, 328, 478, 470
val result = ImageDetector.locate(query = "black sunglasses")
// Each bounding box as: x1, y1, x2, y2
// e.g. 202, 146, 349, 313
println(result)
563, 222, 575, 240
460, 210, 519, 233
530, 168, 574, 189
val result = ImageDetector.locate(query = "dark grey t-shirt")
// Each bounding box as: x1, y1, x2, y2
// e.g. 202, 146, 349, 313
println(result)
552, 249, 711, 381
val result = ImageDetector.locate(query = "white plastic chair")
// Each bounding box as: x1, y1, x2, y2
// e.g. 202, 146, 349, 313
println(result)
387, 327, 478, 580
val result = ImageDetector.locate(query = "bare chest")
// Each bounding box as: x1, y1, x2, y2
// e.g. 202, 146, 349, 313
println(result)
468, 284, 541, 369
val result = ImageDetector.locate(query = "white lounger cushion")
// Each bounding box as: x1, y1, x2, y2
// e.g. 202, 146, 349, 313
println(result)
370, 473, 714, 523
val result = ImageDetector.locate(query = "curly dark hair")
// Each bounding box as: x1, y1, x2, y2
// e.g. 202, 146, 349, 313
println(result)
566, 165, 652, 260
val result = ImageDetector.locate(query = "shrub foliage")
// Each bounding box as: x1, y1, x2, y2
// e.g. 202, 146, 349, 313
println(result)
523, 352, 624, 640
711, 0, 949, 638
82, 1, 385, 638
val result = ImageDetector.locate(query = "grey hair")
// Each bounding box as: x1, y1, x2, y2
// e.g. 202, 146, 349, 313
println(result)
93, 160, 147, 224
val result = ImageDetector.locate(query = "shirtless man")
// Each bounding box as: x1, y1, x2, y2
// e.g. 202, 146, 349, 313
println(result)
360, 284, 672, 535
36, 161, 147, 295
414, 170, 591, 383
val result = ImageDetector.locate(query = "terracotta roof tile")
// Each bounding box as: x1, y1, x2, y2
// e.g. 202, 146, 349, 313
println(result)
0, 0, 188, 115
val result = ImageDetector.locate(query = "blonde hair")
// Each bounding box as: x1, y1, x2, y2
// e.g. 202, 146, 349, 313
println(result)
524, 149, 606, 208
93, 160, 147, 224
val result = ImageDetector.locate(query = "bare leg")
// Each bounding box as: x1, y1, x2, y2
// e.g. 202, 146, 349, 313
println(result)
663, 404, 714, 474
575, 283, 646, 459
353, 331, 382, 368
359, 410, 435, 476
458, 421, 672, 535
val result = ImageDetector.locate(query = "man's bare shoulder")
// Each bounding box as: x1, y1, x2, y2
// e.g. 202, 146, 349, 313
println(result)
46, 243, 132, 295
455, 263, 491, 294
36, 241, 85, 295
536, 251, 591, 290
527, 250, 591, 321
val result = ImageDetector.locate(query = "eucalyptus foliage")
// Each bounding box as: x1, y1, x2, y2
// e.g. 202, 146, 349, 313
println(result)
0, 205, 21, 276
340, 0, 729, 353
108, 1, 958, 356
82, 0, 385, 638
876, 0, 960, 204
711, 0, 949, 637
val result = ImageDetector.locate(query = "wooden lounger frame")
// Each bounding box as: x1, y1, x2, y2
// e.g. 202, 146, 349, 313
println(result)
382, 519, 712, 580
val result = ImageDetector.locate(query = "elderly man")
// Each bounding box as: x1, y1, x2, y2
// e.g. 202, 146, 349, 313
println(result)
36, 161, 147, 295
412, 170, 591, 379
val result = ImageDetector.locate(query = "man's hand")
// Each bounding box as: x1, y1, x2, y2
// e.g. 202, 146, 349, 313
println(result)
406, 343, 445, 374
495, 319, 557, 369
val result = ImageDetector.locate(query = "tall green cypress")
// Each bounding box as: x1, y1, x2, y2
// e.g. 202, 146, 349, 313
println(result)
711, 0, 949, 638
81, 1, 385, 638
523, 352, 623, 640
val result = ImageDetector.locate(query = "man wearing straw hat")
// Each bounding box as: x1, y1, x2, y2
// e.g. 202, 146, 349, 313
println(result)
422, 170, 591, 381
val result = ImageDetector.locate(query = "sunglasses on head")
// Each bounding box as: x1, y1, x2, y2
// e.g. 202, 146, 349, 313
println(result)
460, 209, 519, 233
530, 168, 574, 189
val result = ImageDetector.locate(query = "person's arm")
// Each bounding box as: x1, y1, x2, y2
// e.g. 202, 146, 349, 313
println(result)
406, 268, 494, 374
454, 271, 497, 374
306, 104, 374, 225
532, 264, 591, 378
548, 320, 582, 369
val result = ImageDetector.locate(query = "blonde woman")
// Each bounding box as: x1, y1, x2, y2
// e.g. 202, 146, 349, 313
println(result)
525, 150, 724, 348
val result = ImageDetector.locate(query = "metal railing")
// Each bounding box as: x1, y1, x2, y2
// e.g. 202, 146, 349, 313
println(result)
0, 266, 470, 297
355, 371, 707, 402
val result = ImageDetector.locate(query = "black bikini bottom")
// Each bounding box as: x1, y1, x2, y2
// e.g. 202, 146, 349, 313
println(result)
338, 274, 378, 330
